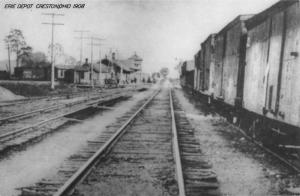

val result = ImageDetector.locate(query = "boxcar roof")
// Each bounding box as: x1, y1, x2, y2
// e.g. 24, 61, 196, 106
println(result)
194, 49, 201, 58
246, 0, 298, 30
218, 14, 254, 35
202, 34, 217, 44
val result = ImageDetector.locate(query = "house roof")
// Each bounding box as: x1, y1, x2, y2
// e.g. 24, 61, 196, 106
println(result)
129, 53, 143, 61
95, 62, 110, 73
101, 58, 137, 73
55, 64, 76, 70
74, 65, 89, 72
117, 59, 142, 71
246, 0, 298, 29
115, 60, 134, 72
74, 63, 100, 73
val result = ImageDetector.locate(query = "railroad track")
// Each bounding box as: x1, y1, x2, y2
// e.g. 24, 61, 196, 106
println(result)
0, 84, 151, 108
0, 91, 115, 124
18, 88, 219, 196
181, 88, 300, 177
0, 87, 134, 120
0, 86, 152, 156
0, 93, 132, 156
231, 124, 300, 173
0, 85, 149, 125
0, 90, 98, 107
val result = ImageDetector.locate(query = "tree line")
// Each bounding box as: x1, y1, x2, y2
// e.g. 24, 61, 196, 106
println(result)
4, 29, 76, 75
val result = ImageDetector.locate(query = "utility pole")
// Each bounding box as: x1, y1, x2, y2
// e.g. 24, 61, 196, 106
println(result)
92, 43, 103, 85
7, 44, 11, 78
42, 13, 64, 90
85, 36, 104, 88
74, 30, 89, 65
115, 50, 123, 85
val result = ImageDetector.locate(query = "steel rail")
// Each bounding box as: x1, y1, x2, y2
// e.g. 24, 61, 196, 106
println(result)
0, 91, 94, 107
0, 105, 87, 142
53, 89, 160, 196
231, 124, 300, 173
0, 84, 148, 107
0, 93, 105, 123
169, 89, 186, 196
0, 87, 137, 122
0, 95, 126, 142
0, 105, 63, 122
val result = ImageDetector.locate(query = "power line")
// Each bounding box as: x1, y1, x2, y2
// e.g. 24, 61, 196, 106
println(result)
92, 43, 104, 85
42, 13, 64, 90
84, 36, 104, 88
74, 30, 89, 65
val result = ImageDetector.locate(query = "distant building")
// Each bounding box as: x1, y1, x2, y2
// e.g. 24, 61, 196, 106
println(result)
128, 53, 143, 83
63, 58, 100, 85
55, 64, 73, 81
0, 71, 10, 80
6, 53, 148, 86
101, 52, 144, 84
14, 65, 51, 81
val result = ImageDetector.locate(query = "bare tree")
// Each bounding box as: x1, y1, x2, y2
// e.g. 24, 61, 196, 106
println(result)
4, 29, 27, 68
31, 52, 48, 65
64, 55, 77, 65
19, 46, 33, 67
160, 67, 169, 78
48, 43, 64, 65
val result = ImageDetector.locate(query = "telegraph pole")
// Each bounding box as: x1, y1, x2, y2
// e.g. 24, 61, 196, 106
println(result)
85, 36, 104, 88
74, 30, 89, 65
42, 13, 64, 90
115, 49, 123, 85
92, 43, 103, 85
7, 44, 11, 78
90, 37, 94, 88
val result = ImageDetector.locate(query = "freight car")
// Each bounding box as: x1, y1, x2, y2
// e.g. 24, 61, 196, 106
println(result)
215, 15, 252, 107
179, 60, 195, 91
194, 50, 202, 92
194, 16, 252, 106
189, 0, 300, 151
241, 0, 300, 147
200, 34, 216, 96
193, 34, 216, 103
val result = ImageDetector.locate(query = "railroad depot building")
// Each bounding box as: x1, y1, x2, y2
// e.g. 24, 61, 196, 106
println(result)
61, 59, 100, 85
58, 52, 144, 85
8, 52, 145, 87
101, 52, 144, 84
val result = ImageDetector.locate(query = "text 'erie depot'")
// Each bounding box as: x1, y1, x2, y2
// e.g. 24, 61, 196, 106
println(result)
4, 4, 86, 9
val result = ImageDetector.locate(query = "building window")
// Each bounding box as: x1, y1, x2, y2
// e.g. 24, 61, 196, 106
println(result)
80, 72, 84, 79
59, 70, 64, 78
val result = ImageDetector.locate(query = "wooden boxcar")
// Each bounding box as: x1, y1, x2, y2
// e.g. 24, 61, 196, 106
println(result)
244, 0, 300, 128
180, 60, 195, 90
194, 50, 202, 92
213, 30, 225, 100
213, 15, 253, 107
201, 34, 216, 96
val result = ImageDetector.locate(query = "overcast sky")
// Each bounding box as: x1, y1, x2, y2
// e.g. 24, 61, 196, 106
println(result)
0, 0, 278, 77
